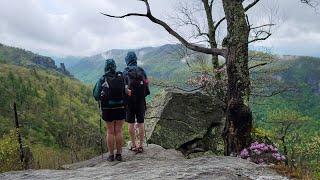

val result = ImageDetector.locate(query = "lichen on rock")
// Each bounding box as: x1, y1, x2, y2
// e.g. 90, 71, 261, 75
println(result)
145, 89, 225, 155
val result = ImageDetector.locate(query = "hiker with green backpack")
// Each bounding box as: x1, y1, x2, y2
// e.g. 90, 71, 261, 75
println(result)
93, 59, 126, 162
123, 52, 150, 153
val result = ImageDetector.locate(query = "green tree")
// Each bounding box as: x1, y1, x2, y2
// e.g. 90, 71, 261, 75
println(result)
267, 109, 311, 165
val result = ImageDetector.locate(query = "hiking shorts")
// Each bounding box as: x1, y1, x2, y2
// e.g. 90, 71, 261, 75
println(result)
102, 107, 126, 122
126, 102, 145, 124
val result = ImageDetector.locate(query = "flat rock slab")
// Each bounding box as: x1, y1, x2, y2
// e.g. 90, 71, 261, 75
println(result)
0, 144, 287, 180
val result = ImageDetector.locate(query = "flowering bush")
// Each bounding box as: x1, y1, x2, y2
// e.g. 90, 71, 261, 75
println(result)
239, 141, 286, 165
187, 73, 213, 87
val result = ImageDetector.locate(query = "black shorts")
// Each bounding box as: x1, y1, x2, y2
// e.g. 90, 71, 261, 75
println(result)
102, 107, 126, 122
126, 102, 145, 124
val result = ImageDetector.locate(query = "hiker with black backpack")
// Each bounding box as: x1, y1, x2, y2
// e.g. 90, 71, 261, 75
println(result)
93, 59, 126, 162
123, 52, 150, 153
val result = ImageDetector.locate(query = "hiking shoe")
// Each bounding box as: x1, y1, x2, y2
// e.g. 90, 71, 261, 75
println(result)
115, 154, 122, 161
136, 147, 144, 154
129, 146, 137, 152
107, 155, 114, 162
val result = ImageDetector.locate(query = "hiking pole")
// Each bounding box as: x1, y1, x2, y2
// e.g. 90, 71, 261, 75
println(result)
98, 101, 104, 160
144, 101, 148, 147
144, 123, 148, 147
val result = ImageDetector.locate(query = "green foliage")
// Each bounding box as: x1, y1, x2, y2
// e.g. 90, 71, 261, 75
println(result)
251, 56, 320, 178
0, 63, 108, 172
0, 43, 35, 66
0, 130, 23, 173
0, 63, 99, 145
31, 144, 97, 169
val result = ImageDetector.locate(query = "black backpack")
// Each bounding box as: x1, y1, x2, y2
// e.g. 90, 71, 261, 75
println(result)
126, 67, 147, 102
101, 71, 125, 108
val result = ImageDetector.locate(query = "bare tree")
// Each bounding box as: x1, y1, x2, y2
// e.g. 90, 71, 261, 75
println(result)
101, 0, 318, 155
301, 0, 320, 7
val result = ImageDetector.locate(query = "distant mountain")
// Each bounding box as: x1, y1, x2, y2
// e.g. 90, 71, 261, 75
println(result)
52, 56, 84, 69
66, 44, 190, 84
63, 44, 320, 96
64, 44, 320, 121
279, 56, 320, 94
0, 43, 72, 77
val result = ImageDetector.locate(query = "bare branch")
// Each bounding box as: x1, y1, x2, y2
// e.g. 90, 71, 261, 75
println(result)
175, 3, 209, 38
209, 0, 214, 9
301, 0, 320, 7
100, 12, 146, 18
250, 24, 276, 30
152, 81, 205, 92
249, 62, 268, 70
202, 0, 218, 51
248, 30, 272, 43
101, 0, 227, 56
214, 17, 225, 31
245, 0, 261, 12
251, 88, 292, 98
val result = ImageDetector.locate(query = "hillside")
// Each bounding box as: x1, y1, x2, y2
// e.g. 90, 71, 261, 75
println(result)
0, 44, 102, 172
1, 43, 319, 177
61, 44, 320, 123
55, 44, 320, 122
63, 45, 320, 95
0, 43, 72, 77
67, 44, 189, 84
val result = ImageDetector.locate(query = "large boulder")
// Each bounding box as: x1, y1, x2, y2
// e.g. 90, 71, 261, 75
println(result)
145, 89, 225, 154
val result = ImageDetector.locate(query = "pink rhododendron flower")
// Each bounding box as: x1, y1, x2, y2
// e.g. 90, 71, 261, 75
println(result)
240, 141, 285, 165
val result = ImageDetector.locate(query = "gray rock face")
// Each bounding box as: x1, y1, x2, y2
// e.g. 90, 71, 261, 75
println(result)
145, 89, 225, 154
32, 56, 57, 69
0, 144, 287, 180
58, 63, 72, 77
31, 56, 72, 77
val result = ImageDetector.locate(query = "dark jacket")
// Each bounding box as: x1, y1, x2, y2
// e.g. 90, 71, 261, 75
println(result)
93, 59, 117, 101
123, 52, 150, 97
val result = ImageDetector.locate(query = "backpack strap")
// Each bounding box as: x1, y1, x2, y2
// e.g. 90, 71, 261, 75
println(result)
102, 75, 109, 89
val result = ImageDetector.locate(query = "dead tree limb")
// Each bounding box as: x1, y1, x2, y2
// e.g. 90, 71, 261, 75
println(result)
101, 0, 227, 57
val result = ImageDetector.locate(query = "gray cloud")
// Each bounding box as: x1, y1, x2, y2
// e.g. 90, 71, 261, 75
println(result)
0, 0, 319, 57
251, 0, 320, 56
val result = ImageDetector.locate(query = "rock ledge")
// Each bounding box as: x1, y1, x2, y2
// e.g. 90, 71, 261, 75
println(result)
0, 144, 287, 180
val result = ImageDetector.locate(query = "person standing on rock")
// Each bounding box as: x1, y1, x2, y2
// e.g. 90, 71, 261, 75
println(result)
93, 59, 126, 161
123, 52, 150, 153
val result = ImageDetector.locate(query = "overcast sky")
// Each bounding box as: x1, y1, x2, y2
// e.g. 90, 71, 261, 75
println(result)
0, 0, 319, 57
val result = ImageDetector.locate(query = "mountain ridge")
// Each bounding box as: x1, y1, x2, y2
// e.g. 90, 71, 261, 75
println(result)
0, 43, 102, 171
0, 43, 72, 77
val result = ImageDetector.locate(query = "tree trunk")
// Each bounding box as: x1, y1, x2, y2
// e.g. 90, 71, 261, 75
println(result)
202, 0, 221, 79
13, 102, 25, 168
222, 0, 252, 156
211, 55, 221, 79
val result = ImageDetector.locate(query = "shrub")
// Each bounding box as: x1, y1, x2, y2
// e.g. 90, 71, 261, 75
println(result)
0, 130, 23, 173
240, 141, 286, 165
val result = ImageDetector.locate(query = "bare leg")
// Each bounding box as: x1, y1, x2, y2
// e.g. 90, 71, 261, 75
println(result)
106, 122, 115, 155
137, 123, 145, 148
114, 120, 124, 154
128, 123, 137, 148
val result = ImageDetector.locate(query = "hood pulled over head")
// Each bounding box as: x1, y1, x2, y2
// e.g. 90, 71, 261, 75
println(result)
104, 59, 116, 73
125, 51, 137, 66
